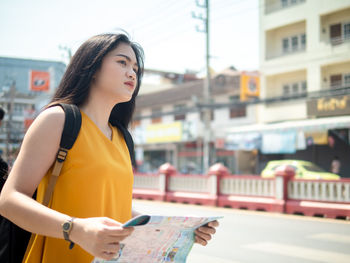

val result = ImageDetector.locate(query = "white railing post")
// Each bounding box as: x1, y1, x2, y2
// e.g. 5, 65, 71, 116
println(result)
209, 175, 217, 195
274, 165, 296, 213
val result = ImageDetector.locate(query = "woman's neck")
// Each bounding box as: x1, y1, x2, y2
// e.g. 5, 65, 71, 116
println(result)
80, 92, 115, 137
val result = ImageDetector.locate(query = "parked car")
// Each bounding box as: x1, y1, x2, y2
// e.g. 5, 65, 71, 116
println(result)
261, 160, 340, 180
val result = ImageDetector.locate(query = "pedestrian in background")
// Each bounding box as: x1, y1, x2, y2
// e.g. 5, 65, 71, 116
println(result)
0, 33, 218, 262
331, 156, 341, 175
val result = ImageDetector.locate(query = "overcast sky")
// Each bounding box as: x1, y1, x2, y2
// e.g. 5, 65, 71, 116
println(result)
0, 0, 259, 74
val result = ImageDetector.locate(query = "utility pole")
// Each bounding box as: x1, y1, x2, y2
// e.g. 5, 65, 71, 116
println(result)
192, 0, 211, 173
6, 80, 15, 162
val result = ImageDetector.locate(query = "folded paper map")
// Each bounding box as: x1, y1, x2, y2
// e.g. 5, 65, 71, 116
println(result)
92, 214, 223, 263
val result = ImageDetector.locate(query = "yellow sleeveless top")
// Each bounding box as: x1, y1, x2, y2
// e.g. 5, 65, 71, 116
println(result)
23, 110, 134, 263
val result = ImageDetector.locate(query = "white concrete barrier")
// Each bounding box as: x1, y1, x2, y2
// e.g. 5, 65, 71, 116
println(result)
288, 179, 350, 203
133, 173, 165, 191
220, 176, 275, 197
168, 175, 216, 194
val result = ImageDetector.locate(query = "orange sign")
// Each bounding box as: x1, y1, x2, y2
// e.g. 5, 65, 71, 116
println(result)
23, 108, 36, 130
30, 70, 50, 91
240, 73, 260, 101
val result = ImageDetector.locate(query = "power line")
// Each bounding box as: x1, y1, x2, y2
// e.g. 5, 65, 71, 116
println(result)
211, 0, 246, 12
123, 1, 192, 33
211, 1, 261, 24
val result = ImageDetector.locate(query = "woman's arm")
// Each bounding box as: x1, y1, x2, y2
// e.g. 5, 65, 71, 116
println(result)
0, 106, 133, 260
0, 106, 68, 237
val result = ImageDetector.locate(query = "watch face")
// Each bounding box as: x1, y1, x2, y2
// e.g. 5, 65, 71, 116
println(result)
63, 222, 71, 231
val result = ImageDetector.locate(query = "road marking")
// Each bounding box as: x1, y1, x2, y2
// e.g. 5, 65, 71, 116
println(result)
187, 253, 240, 263
308, 233, 350, 244
243, 242, 350, 263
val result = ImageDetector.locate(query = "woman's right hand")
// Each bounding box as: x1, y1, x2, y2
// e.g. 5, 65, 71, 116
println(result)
70, 217, 134, 260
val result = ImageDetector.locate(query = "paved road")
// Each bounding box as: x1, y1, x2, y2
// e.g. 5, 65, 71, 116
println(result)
132, 199, 350, 263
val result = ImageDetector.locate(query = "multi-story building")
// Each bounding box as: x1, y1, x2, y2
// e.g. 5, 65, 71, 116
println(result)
132, 68, 259, 174
0, 57, 65, 160
238, 0, 350, 176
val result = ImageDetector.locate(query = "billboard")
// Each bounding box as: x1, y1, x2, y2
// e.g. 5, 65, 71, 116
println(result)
29, 70, 50, 91
132, 121, 198, 145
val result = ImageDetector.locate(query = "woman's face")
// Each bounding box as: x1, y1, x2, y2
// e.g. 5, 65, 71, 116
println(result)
93, 43, 138, 103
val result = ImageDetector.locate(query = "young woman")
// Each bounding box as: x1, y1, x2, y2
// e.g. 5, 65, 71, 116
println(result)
0, 33, 218, 262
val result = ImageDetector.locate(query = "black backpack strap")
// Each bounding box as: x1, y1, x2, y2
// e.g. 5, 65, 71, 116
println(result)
56, 104, 82, 150
24, 103, 82, 258
42, 103, 82, 206
113, 122, 136, 169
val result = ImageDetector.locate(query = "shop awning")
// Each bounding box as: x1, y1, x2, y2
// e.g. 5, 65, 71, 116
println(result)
225, 116, 350, 135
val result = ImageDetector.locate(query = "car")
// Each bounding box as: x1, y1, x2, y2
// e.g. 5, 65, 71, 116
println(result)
261, 160, 340, 180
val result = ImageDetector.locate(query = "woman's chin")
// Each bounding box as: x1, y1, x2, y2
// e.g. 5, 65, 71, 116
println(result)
115, 94, 133, 103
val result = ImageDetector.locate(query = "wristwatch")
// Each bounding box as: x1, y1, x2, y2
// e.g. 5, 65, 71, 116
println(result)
62, 217, 75, 249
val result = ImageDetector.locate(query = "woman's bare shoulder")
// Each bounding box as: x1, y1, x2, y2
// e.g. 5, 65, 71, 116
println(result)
37, 106, 65, 122
22, 106, 66, 148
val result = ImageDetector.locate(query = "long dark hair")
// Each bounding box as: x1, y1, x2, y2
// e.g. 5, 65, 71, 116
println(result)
48, 33, 144, 129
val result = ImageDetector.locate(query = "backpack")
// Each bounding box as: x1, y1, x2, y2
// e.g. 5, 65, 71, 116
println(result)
0, 103, 136, 263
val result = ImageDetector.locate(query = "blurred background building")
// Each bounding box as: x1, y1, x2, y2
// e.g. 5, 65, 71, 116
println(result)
251, 0, 349, 175
259, 0, 350, 176
132, 68, 260, 174
0, 57, 65, 163
133, 0, 350, 177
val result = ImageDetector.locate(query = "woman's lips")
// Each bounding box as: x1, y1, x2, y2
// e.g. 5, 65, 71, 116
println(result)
124, 82, 135, 89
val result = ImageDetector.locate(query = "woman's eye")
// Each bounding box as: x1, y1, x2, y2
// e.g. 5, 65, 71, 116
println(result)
118, 60, 127, 66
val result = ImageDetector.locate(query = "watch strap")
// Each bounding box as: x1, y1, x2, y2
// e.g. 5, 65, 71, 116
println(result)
63, 217, 75, 249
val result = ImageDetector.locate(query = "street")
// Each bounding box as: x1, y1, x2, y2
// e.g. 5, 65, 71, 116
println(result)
132, 199, 350, 263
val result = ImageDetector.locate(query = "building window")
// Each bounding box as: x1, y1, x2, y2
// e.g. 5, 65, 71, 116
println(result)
291, 36, 299, 51
280, 0, 303, 8
282, 34, 305, 54
330, 23, 342, 44
301, 81, 307, 93
292, 83, 299, 93
344, 73, 350, 87
301, 33, 306, 48
200, 110, 214, 121
229, 95, 246, 118
174, 104, 186, 121
281, 0, 288, 8
151, 107, 162, 124
283, 85, 290, 95
330, 74, 342, 89
282, 38, 289, 53
344, 23, 350, 40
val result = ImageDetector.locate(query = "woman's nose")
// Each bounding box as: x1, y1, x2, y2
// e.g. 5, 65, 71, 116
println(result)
127, 68, 136, 80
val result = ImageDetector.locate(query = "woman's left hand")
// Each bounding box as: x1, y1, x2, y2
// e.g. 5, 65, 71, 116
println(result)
194, 220, 219, 246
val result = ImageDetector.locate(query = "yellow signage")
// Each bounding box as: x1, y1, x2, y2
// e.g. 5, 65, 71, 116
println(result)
145, 122, 183, 143
240, 73, 260, 101
317, 96, 347, 111
305, 131, 328, 145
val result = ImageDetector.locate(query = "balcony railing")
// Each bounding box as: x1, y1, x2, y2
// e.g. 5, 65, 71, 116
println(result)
266, 46, 306, 60
330, 35, 350, 46
265, 0, 306, 15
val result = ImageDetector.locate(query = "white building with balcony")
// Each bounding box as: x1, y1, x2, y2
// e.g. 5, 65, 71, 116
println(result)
247, 0, 350, 176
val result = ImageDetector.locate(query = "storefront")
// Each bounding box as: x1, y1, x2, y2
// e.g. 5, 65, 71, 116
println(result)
132, 120, 201, 173
224, 95, 350, 177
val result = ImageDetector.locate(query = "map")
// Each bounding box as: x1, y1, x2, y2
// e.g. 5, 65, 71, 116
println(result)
91, 215, 222, 263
